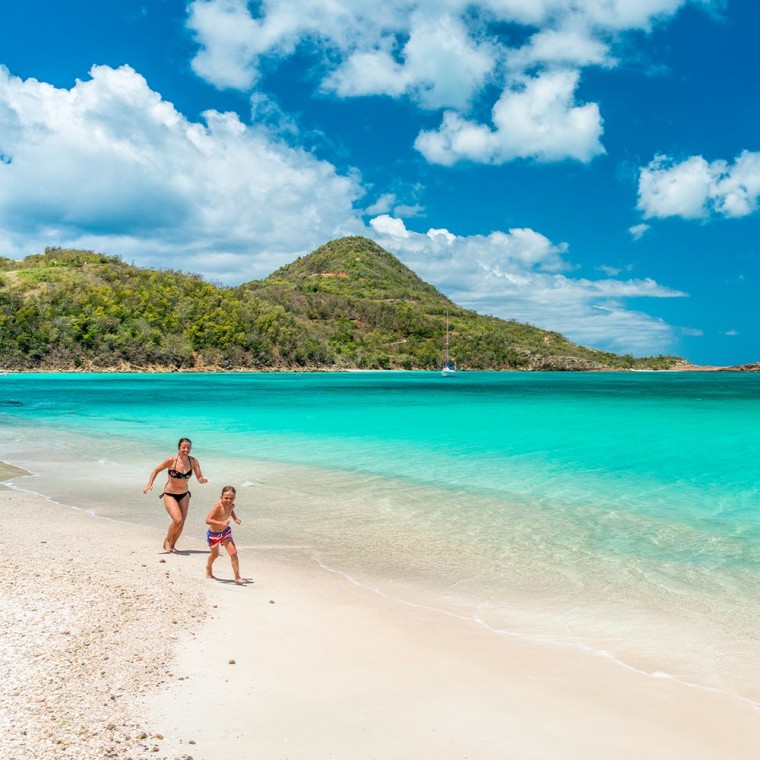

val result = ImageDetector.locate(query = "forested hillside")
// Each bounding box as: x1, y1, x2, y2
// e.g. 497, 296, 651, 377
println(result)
0, 237, 680, 371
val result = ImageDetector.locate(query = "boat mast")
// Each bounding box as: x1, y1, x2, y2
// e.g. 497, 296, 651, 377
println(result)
444, 313, 450, 367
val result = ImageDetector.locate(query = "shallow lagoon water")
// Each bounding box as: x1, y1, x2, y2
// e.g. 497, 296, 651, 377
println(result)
1, 371, 758, 703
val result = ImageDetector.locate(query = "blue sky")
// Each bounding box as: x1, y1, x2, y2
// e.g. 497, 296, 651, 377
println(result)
1, 0, 758, 365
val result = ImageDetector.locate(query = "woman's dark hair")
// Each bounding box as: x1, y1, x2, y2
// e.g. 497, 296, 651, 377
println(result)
177, 437, 192, 448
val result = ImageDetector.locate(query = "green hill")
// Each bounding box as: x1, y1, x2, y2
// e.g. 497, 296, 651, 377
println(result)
0, 237, 680, 371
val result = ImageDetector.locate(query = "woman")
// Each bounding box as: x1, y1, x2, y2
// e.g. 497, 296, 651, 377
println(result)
144, 437, 208, 553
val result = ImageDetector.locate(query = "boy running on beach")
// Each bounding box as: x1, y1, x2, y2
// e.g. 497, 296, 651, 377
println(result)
205, 486, 247, 585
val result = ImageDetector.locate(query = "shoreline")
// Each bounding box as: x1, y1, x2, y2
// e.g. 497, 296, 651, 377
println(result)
2, 362, 759, 374
5, 452, 759, 710
2, 469, 759, 758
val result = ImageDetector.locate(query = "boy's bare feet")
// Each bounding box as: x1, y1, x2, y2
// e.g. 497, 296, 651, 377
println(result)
234, 578, 247, 586
163, 539, 171, 552
205, 569, 215, 579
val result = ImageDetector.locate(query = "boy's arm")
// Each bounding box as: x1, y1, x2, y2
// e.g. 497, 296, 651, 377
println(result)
231, 508, 242, 525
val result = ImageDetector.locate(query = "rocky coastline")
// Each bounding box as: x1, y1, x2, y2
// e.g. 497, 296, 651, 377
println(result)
1, 358, 758, 373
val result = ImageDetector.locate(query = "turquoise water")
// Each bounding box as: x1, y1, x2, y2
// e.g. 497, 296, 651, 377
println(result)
2, 371, 759, 701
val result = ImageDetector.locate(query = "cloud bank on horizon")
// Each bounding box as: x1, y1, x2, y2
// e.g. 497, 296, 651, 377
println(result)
369, 215, 685, 355
0, 0, 757, 361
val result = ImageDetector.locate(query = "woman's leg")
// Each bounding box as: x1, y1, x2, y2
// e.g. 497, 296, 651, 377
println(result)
162, 493, 189, 551
172, 493, 190, 550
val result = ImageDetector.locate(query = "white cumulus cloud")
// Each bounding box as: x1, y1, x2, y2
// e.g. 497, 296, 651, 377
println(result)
0, 64, 364, 282
637, 151, 760, 220
507, 25, 612, 70
415, 69, 604, 165
629, 223, 650, 240
325, 12, 497, 110
187, 0, 262, 90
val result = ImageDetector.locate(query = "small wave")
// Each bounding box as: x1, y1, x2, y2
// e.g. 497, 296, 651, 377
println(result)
312, 555, 760, 711
4, 481, 98, 518
0, 400, 24, 406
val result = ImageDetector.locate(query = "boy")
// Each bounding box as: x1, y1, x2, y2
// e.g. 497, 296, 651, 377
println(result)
205, 486, 247, 585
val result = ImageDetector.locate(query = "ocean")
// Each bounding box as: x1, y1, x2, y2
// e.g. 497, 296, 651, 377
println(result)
1, 371, 758, 704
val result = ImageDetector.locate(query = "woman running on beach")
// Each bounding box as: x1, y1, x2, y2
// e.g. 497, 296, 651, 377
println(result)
143, 437, 208, 553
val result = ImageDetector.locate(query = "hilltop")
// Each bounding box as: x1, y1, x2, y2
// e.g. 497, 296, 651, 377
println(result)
0, 237, 680, 371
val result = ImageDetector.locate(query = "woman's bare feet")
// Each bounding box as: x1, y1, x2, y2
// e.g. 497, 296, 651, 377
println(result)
234, 577, 247, 586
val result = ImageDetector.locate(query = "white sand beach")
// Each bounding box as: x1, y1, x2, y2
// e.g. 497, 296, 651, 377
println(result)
1, 474, 759, 759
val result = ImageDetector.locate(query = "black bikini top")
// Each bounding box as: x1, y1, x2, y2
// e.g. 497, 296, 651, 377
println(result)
168, 456, 193, 480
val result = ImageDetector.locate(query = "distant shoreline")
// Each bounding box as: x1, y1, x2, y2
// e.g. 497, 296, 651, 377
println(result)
1, 363, 759, 374
668, 361, 760, 372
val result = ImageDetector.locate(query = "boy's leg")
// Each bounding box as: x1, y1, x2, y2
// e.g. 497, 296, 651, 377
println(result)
205, 545, 220, 578
222, 537, 246, 585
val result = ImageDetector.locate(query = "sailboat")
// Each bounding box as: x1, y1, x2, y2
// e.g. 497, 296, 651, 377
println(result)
441, 313, 457, 376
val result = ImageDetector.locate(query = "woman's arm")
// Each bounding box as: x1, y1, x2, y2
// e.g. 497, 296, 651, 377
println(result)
143, 457, 171, 494
192, 457, 208, 484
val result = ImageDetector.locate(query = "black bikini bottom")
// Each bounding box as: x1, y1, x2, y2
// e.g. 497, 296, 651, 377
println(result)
160, 491, 191, 503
